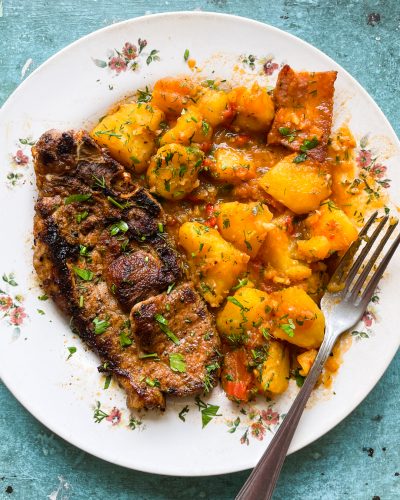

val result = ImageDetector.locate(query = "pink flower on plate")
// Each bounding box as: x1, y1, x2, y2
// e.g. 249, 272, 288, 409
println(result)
108, 56, 127, 73
122, 42, 137, 60
250, 422, 266, 441
14, 149, 29, 165
9, 306, 27, 326
356, 149, 372, 168
261, 408, 280, 426
106, 407, 122, 425
0, 295, 13, 312
362, 310, 375, 328
263, 59, 279, 76
369, 163, 387, 179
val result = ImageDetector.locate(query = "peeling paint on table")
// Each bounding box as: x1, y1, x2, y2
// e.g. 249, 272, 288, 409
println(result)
1, 1, 400, 499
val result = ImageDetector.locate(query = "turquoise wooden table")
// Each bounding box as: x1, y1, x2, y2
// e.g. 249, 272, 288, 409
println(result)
1, 1, 399, 499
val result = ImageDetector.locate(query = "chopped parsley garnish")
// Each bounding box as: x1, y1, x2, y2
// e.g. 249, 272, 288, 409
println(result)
300, 136, 319, 152
93, 401, 108, 423
179, 405, 190, 422
94, 130, 122, 139
280, 318, 296, 337
169, 353, 186, 373
195, 396, 221, 428
37, 309, 45, 315
226, 296, 249, 311
137, 86, 152, 103
293, 368, 305, 387
93, 317, 110, 335
278, 127, 297, 142
119, 330, 132, 348
293, 152, 308, 163
76, 210, 89, 223
79, 244, 89, 257
167, 283, 175, 294
232, 278, 248, 291
184, 49, 190, 61
139, 352, 160, 360
38, 294, 48, 301
201, 120, 210, 135
158, 222, 164, 233
145, 377, 161, 387
72, 266, 93, 281
109, 220, 129, 236
92, 174, 106, 189
103, 374, 112, 390
64, 193, 92, 205
66, 346, 77, 360
107, 196, 130, 210
154, 314, 180, 344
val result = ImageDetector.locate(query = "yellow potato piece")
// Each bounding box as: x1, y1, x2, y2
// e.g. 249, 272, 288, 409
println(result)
216, 202, 273, 258
178, 222, 249, 307
216, 287, 274, 340
229, 83, 275, 132
151, 77, 199, 116
297, 349, 317, 376
256, 341, 290, 394
296, 235, 331, 262
210, 147, 256, 183
271, 286, 325, 349
160, 106, 212, 146
306, 202, 358, 254
260, 223, 312, 284
91, 102, 164, 173
195, 88, 229, 127
147, 144, 203, 200
258, 154, 332, 214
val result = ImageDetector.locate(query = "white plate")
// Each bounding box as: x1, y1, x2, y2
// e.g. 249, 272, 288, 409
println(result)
0, 12, 399, 476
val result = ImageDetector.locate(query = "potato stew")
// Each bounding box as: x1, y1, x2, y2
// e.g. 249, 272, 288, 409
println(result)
91, 65, 386, 403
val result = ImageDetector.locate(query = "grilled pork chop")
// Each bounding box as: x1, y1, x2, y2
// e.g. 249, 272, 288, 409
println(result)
33, 129, 220, 410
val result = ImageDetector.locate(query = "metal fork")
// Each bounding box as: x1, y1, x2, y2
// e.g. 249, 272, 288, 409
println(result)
236, 211, 400, 500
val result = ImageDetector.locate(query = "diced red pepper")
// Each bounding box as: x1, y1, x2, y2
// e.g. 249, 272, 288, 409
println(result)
222, 349, 253, 402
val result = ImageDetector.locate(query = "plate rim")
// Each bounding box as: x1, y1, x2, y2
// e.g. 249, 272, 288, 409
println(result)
0, 10, 399, 476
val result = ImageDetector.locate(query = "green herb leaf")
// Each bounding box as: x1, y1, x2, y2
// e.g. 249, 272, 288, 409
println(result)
169, 353, 186, 373
139, 352, 159, 360
232, 278, 248, 291
137, 86, 152, 103
195, 396, 221, 428
64, 193, 92, 205
201, 120, 210, 136
93, 317, 110, 335
179, 405, 190, 422
167, 283, 175, 294
145, 377, 161, 387
76, 210, 89, 223
67, 346, 77, 360
104, 374, 112, 389
293, 153, 308, 163
184, 49, 190, 61
154, 314, 180, 344
110, 220, 129, 236
72, 266, 93, 281
226, 296, 249, 311
300, 136, 319, 152
280, 318, 296, 337
38, 294, 48, 301
119, 330, 132, 348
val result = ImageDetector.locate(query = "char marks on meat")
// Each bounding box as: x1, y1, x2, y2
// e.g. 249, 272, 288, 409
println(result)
33, 129, 220, 410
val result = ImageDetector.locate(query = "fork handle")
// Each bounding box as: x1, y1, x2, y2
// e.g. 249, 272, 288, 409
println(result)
236, 329, 338, 500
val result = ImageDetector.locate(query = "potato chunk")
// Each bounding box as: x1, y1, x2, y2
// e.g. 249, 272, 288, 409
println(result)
91, 103, 164, 173
195, 89, 229, 127
306, 202, 358, 254
296, 236, 331, 262
160, 106, 212, 146
260, 222, 312, 284
151, 77, 199, 116
216, 287, 274, 342
210, 147, 256, 183
258, 154, 332, 214
271, 286, 325, 349
216, 202, 273, 258
256, 341, 290, 395
297, 349, 317, 376
229, 83, 275, 132
147, 144, 203, 200
268, 65, 337, 162
178, 222, 249, 307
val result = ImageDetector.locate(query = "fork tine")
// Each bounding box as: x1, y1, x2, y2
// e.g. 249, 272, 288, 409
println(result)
349, 220, 398, 300
329, 211, 378, 285
341, 214, 387, 292
358, 231, 400, 308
